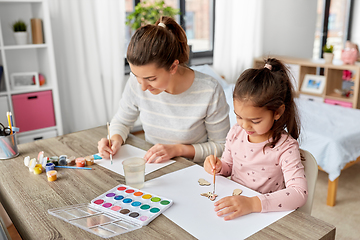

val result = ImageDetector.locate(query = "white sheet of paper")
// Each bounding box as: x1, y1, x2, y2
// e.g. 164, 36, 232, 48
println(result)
96, 144, 175, 176
142, 165, 293, 239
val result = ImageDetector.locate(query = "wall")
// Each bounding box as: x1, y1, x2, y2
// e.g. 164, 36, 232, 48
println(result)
261, 0, 318, 58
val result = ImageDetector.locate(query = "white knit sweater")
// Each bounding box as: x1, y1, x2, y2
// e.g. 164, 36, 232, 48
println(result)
110, 70, 230, 162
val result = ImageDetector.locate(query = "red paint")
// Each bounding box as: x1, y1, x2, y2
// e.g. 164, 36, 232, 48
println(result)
94, 199, 104, 205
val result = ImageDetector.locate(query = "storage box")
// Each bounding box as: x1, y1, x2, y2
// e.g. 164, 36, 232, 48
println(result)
12, 90, 56, 132
324, 98, 353, 108
17, 129, 57, 144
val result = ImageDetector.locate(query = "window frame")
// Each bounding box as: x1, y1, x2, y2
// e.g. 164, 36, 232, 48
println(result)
127, 0, 215, 68
319, 0, 354, 58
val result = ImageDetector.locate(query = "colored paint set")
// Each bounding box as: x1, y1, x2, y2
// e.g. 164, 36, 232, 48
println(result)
48, 184, 173, 238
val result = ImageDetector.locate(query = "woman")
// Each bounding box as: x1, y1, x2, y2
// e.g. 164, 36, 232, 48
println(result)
98, 16, 230, 163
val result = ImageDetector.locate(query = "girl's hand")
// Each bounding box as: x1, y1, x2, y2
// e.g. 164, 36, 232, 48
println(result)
214, 196, 261, 220
204, 155, 222, 175
144, 144, 180, 163
97, 135, 122, 159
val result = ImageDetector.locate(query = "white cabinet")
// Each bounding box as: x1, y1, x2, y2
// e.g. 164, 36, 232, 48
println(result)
0, 96, 9, 125
0, 0, 62, 141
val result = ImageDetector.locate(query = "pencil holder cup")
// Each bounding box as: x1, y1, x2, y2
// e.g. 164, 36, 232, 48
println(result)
0, 133, 19, 159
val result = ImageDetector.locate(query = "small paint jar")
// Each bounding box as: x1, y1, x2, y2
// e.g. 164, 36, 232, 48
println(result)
33, 164, 43, 174
75, 157, 86, 167
66, 156, 76, 166
58, 155, 67, 166
45, 162, 55, 172
50, 156, 59, 166
47, 170, 57, 182
85, 155, 94, 166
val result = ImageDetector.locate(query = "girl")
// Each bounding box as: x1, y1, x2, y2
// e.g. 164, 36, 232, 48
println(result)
98, 16, 230, 163
204, 58, 307, 220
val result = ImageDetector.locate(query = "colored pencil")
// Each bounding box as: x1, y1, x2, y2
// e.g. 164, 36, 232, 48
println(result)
9, 112, 14, 127
107, 122, 113, 165
55, 166, 92, 170
6, 112, 13, 135
6, 112, 15, 146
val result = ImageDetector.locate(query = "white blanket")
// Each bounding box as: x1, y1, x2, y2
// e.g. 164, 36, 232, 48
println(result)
192, 64, 360, 181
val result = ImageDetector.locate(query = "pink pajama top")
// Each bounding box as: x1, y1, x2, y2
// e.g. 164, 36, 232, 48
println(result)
219, 124, 308, 212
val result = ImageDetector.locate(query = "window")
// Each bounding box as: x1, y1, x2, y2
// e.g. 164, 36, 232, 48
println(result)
184, 0, 214, 55
313, 0, 353, 60
125, 0, 215, 63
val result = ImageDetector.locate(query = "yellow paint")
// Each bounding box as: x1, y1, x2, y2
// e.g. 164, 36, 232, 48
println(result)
47, 170, 57, 182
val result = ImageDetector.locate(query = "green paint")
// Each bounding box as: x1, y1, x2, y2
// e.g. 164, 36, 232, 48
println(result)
140, 204, 150, 210
150, 208, 160, 213
151, 197, 161, 202
160, 200, 170, 205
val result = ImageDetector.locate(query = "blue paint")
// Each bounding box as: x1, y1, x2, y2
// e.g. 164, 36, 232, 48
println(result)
114, 195, 124, 200
123, 198, 132, 203
131, 201, 141, 207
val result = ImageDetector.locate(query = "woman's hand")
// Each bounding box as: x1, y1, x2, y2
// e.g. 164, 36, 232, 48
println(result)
214, 196, 261, 221
144, 144, 179, 163
97, 134, 123, 159
204, 154, 222, 175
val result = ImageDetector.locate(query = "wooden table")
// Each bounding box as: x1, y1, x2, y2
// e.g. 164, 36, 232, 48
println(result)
0, 126, 336, 240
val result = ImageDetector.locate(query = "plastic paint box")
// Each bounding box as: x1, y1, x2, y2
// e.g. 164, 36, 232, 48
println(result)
48, 184, 173, 238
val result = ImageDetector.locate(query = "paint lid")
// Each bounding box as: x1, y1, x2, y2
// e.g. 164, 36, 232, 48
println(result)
75, 157, 85, 163
50, 156, 59, 161
66, 156, 75, 163
40, 157, 48, 168
47, 170, 57, 177
28, 158, 36, 172
24, 156, 30, 167
85, 155, 94, 161
37, 151, 44, 162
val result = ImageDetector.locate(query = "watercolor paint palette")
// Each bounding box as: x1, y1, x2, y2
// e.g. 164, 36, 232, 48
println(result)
48, 184, 173, 238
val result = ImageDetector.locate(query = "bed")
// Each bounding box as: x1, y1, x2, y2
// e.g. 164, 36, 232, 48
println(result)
191, 64, 360, 206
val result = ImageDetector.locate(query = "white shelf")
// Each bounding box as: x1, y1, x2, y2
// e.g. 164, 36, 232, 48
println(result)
0, 0, 63, 142
2, 44, 47, 50
254, 56, 360, 109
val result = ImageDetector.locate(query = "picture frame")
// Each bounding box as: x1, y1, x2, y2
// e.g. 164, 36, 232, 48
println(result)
10, 72, 39, 90
301, 74, 326, 94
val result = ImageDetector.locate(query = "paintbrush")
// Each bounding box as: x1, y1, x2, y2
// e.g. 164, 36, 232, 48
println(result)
107, 122, 113, 165
213, 147, 217, 194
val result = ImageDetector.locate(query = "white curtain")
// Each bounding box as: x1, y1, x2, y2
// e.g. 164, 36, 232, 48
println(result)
48, 0, 125, 134
213, 0, 263, 84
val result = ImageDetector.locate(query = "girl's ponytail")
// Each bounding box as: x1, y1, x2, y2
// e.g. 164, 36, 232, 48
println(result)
233, 57, 300, 149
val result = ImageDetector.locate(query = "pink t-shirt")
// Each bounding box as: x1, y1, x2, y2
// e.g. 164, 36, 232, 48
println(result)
219, 124, 308, 212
